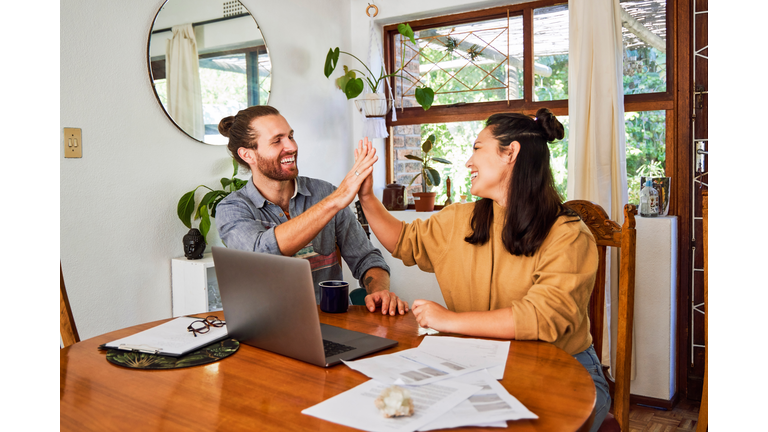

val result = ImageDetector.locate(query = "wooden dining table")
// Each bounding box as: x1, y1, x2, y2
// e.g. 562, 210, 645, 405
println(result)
60, 306, 596, 431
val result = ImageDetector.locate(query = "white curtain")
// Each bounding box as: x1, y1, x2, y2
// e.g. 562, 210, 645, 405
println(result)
567, 0, 636, 378
166, 24, 204, 141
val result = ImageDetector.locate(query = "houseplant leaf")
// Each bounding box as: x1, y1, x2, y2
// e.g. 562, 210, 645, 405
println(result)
199, 206, 212, 243
422, 134, 435, 153
335, 67, 355, 90
344, 77, 365, 99
177, 189, 198, 229
415, 87, 435, 110
397, 23, 416, 45
324, 47, 340, 78
432, 157, 452, 164
404, 154, 424, 162
201, 190, 223, 207
425, 167, 441, 187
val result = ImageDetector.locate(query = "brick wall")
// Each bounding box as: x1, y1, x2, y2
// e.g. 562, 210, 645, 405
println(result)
392, 33, 424, 204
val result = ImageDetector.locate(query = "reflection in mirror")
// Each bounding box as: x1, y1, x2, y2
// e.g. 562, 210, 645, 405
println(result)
148, 0, 271, 145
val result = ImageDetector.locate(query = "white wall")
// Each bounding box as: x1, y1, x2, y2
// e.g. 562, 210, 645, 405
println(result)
61, 0, 352, 340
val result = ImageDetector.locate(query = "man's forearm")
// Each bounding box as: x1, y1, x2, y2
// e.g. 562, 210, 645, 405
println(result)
273, 195, 342, 256
362, 267, 390, 294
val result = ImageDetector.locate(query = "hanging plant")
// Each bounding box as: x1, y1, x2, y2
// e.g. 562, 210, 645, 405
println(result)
444, 36, 459, 53
466, 44, 482, 61
324, 22, 435, 110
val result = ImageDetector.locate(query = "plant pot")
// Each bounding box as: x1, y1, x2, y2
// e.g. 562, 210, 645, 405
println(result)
355, 93, 391, 118
412, 192, 437, 212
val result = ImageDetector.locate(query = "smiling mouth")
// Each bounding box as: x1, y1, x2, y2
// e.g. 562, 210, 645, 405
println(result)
281, 155, 296, 165
470, 172, 478, 181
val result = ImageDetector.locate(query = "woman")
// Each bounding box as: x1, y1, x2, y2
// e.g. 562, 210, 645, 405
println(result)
355, 108, 609, 431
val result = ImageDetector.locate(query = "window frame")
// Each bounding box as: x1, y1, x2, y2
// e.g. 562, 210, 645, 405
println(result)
383, 0, 677, 200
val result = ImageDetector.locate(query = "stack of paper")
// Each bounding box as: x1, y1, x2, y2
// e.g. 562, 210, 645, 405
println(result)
302, 336, 537, 431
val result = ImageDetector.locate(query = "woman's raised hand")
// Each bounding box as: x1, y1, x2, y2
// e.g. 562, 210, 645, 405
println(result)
331, 137, 377, 210
355, 138, 376, 199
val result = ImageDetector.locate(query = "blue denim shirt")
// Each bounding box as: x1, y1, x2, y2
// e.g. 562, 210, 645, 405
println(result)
215, 176, 390, 303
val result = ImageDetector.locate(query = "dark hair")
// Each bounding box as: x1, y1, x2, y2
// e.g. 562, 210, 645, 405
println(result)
464, 108, 575, 256
219, 105, 281, 169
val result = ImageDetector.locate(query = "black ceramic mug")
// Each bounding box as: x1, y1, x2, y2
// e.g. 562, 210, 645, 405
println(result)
319, 280, 349, 313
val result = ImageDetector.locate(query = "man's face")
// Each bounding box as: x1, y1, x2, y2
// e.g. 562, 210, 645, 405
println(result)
250, 115, 298, 181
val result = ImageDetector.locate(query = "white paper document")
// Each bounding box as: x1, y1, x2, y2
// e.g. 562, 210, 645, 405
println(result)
302, 379, 481, 432
417, 336, 510, 379
417, 370, 538, 431
104, 317, 228, 356
343, 348, 492, 386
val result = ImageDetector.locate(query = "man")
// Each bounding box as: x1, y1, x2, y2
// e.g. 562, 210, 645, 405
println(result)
216, 105, 407, 315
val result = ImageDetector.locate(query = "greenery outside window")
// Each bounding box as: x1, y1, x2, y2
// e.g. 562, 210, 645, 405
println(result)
385, 0, 671, 210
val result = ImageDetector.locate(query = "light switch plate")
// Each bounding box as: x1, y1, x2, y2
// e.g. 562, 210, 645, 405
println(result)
64, 128, 82, 158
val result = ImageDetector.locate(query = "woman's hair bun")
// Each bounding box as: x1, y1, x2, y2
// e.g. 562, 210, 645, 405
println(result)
218, 116, 235, 138
534, 108, 565, 142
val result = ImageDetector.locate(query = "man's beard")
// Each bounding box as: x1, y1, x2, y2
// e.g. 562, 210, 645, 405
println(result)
255, 151, 299, 181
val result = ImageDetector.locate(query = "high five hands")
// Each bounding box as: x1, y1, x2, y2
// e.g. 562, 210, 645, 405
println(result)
354, 137, 376, 199
331, 137, 378, 210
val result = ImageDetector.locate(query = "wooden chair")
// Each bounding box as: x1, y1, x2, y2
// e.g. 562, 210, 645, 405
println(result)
60, 263, 80, 348
696, 191, 708, 432
564, 201, 637, 432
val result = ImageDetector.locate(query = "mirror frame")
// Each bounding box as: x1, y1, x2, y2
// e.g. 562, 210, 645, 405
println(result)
146, 0, 272, 145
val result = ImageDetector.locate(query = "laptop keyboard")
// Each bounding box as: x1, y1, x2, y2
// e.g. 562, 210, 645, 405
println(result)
323, 339, 355, 357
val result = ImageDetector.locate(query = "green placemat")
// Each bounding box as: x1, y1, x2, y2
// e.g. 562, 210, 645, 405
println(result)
106, 338, 239, 370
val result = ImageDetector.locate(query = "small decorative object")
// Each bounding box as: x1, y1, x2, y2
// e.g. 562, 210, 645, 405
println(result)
374, 385, 414, 418
383, 182, 407, 210
178, 158, 248, 245
405, 134, 452, 212
640, 176, 671, 216
183, 228, 206, 260
639, 179, 659, 217
444, 176, 453, 206
460, 195, 468, 204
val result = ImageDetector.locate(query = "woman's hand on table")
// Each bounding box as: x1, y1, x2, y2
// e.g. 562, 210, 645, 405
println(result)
412, 299, 456, 332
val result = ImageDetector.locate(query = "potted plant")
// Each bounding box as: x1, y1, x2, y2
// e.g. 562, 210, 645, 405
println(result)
405, 134, 452, 211
324, 23, 435, 112
177, 158, 248, 247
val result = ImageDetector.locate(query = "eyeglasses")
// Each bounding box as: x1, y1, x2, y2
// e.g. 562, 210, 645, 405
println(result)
187, 316, 226, 337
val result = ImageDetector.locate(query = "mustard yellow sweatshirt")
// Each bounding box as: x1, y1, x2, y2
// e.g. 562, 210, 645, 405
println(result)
393, 201, 598, 355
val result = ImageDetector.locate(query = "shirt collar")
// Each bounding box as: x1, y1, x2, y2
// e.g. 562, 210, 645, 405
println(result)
245, 176, 311, 208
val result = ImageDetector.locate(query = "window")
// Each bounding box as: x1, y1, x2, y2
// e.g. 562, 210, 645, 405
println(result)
385, 0, 671, 207
151, 46, 270, 144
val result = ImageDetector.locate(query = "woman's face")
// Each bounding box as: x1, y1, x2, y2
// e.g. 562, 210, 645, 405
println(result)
465, 126, 515, 205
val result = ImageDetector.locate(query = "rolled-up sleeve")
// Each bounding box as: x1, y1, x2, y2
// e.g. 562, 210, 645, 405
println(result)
392, 206, 456, 273
509, 223, 598, 343
215, 196, 282, 255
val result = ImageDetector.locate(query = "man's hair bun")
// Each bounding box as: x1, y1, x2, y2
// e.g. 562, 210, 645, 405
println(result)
218, 116, 235, 138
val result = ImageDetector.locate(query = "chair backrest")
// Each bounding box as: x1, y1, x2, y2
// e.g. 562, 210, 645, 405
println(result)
564, 200, 637, 432
60, 263, 80, 348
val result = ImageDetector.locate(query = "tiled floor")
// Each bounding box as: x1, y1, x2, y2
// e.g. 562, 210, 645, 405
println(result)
625, 398, 701, 432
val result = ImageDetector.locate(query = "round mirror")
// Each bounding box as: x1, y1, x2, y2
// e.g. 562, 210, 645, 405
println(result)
147, 0, 271, 145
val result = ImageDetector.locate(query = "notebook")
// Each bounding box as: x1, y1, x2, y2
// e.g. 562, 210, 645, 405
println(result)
212, 247, 398, 367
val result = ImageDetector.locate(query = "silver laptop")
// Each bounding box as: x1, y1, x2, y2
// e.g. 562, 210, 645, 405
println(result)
212, 247, 398, 367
